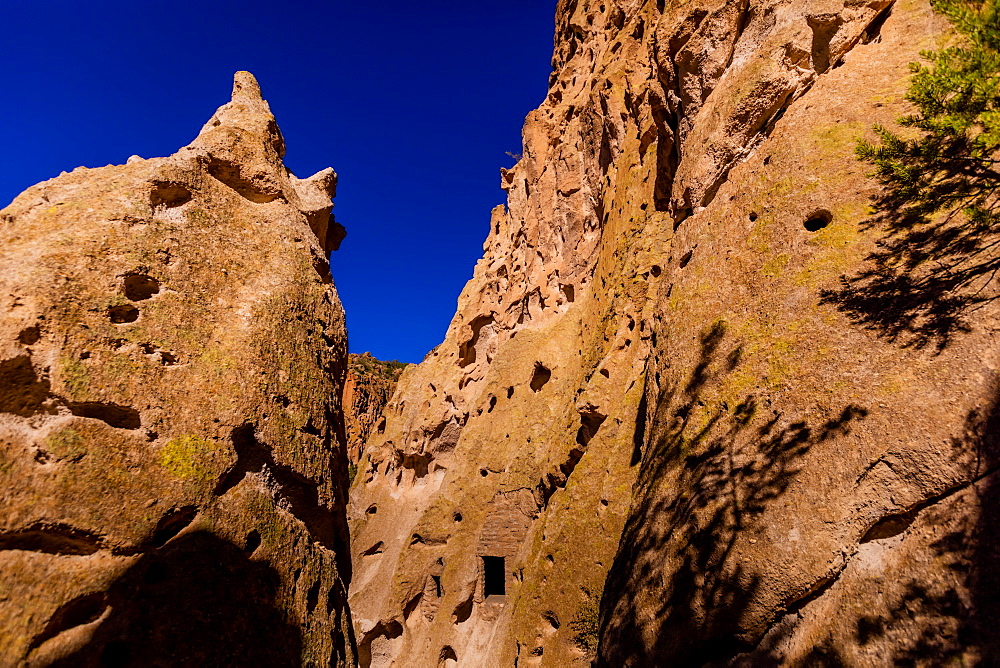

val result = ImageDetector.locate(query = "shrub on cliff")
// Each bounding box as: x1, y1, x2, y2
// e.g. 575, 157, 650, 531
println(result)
857, 0, 1000, 226
826, 0, 1000, 347
569, 588, 601, 655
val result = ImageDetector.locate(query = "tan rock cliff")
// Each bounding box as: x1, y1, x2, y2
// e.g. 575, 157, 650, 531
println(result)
349, 0, 998, 666
344, 354, 407, 467
0, 72, 355, 666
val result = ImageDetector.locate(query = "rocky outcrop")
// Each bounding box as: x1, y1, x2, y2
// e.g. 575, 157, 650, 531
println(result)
349, 0, 998, 666
344, 354, 407, 466
0, 72, 355, 665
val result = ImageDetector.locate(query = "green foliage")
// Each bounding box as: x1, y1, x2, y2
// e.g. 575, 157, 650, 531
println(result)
348, 353, 408, 380
856, 0, 1000, 225
569, 588, 601, 656
347, 462, 358, 486
825, 0, 1000, 348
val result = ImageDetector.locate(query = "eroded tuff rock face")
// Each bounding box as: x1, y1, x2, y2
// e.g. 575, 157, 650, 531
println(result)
344, 354, 407, 466
0, 72, 354, 665
350, 0, 998, 666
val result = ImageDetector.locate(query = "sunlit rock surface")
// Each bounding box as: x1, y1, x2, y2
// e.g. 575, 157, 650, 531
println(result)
348, 0, 999, 666
0, 72, 355, 665
344, 353, 407, 467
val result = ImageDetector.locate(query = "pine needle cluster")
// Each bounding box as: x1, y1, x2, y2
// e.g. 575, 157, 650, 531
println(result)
823, 0, 1000, 348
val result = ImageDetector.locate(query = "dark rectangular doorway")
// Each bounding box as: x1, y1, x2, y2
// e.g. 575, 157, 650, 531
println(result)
482, 556, 506, 597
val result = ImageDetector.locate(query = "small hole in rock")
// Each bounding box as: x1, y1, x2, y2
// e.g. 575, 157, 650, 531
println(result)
18, 326, 40, 345
506, 386, 514, 399
109, 305, 139, 324
307, 579, 321, 612
30, 592, 109, 651
69, 402, 141, 429
123, 274, 160, 301
453, 512, 463, 523
530, 362, 552, 392
150, 182, 192, 208
366, 505, 378, 515
650, 265, 661, 277
480, 469, 489, 477
749, 212, 758, 222
679, 250, 693, 268
804, 209, 833, 232
599, 369, 610, 379
149, 506, 197, 548
159, 351, 179, 366
244, 529, 261, 553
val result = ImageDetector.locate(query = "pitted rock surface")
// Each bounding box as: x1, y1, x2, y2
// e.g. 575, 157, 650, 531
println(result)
0, 72, 355, 666
344, 353, 407, 466
348, 1, 999, 666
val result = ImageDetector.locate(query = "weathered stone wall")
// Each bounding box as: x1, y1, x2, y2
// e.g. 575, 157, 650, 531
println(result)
350, 0, 997, 666
0, 73, 355, 666
344, 353, 406, 466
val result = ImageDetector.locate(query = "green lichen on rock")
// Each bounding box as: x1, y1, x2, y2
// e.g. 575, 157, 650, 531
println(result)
159, 435, 219, 481
58, 355, 90, 398
45, 427, 86, 461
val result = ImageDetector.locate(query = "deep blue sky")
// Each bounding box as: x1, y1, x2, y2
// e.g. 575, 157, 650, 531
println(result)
0, 1, 556, 363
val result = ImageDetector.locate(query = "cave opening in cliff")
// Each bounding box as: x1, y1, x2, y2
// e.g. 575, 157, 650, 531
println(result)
482, 556, 506, 597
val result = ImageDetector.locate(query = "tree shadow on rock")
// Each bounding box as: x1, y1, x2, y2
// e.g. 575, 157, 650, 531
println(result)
819, 178, 1000, 350
820, 3, 1000, 351
598, 322, 867, 666
849, 388, 1000, 664
54, 531, 302, 667
731, 384, 1000, 665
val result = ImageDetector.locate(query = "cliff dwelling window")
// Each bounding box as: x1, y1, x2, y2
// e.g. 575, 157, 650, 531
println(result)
483, 556, 506, 597
804, 209, 833, 232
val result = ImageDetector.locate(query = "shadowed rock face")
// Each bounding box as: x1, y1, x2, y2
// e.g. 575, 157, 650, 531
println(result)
348, 0, 999, 666
0, 72, 354, 665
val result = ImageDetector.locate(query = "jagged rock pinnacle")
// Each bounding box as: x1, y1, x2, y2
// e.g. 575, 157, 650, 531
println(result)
0, 64, 353, 663
232, 70, 263, 101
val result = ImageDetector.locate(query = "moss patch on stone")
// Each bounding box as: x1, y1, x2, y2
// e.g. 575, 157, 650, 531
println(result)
159, 435, 218, 481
